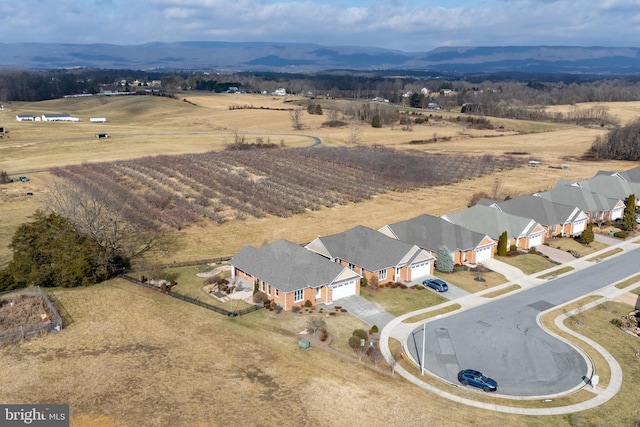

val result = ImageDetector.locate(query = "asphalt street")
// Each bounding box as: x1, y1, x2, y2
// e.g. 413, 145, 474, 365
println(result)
407, 248, 640, 396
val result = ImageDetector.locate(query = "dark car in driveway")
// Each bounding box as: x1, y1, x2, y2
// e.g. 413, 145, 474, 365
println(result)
457, 369, 498, 392
422, 278, 448, 292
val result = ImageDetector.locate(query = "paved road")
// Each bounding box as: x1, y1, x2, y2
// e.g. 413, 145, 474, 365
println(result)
407, 248, 640, 397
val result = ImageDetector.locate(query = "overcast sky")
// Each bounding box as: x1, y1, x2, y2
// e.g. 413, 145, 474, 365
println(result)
1, 0, 639, 52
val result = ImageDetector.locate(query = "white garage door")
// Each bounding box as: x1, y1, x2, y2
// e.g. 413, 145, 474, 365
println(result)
529, 233, 544, 248
411, 262, 431, 279
475, 246, 493, 263
332, 279, 357, 300
572, 221, 586, 236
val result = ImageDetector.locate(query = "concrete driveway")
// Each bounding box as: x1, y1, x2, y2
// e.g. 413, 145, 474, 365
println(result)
534, 244, 577, 264
331, 295, 395, 329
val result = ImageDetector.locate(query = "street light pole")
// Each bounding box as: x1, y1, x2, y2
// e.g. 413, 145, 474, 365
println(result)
421, 321, 426, 376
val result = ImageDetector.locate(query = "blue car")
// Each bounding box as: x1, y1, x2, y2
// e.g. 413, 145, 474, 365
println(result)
457, 369, 498, 392
422, 278, 448, 292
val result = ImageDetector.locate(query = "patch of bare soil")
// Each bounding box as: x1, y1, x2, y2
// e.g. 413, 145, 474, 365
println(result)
0, 293, 56, 330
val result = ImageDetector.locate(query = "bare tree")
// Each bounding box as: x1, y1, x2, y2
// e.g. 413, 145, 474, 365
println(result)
306, 316, 326, 335
289, 109, 303, 130
348, 120, 362, 145
46, 178, 174, 272
368, 343, 384, 367
326, 108, 340, 122
492, 177, 502, 200
389, 351, 402, 376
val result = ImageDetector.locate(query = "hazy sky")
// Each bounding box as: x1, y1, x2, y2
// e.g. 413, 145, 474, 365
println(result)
1, 0, 639, 51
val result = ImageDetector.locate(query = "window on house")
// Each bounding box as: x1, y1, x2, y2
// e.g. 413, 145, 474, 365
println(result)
267, 284, 271, 295
275, 289, 279, 297
348, 262, 355, 270
379, 269, 387, 280
294, 289, 304, 302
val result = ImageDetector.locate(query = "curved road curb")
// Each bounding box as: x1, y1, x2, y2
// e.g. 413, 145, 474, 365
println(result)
380, 242, 636, 415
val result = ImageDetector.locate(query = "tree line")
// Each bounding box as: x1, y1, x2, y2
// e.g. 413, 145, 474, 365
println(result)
591, 118, 640, 160
3, 68, 640, 108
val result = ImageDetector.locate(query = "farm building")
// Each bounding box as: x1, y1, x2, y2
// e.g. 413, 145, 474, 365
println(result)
16, 114, 38, 121
90, 117, 107, 123
42, 113, 80, 122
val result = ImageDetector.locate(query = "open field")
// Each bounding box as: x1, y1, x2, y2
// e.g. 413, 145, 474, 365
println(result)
2, 94, 638, 267
2, 280, 640, 426
3, 94, 640, 425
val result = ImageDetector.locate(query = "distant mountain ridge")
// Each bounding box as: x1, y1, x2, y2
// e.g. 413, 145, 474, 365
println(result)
2, 42, 640, 74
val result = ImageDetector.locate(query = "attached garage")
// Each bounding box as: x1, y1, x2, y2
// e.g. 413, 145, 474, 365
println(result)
475, 246, 493, 263
410, 261, 432, 279
331, 279, 357, 301
528, 233, 544, 248
572, 220, 586, 236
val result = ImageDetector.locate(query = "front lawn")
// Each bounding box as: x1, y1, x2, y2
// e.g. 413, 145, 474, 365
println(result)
544, 237, 607, 257
360, 286, 448, 316
434, 270, 507, 293
497, 253, 557, 275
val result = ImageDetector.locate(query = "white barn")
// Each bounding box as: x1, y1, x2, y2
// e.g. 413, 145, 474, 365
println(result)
42, 114, 80, 122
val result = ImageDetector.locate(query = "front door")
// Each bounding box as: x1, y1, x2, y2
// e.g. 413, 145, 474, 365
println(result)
315, 287, 322, 299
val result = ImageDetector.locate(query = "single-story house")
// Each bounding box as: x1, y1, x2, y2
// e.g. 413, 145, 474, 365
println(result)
572, 175, 640, 208
534, 183, 625, 224
16, 114, 37, 121
230, 239, 361, 310
597, 165, 640, 185
378, 214, 496, 265
442, 204, 546, 250
305, 225, 434, 284
41, 113, 80, 122
479, 195, 589, 238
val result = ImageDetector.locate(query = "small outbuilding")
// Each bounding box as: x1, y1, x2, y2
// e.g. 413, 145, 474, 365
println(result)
90, 117, 107, 123
95, 133, 109, 139
16, 114, 37, 121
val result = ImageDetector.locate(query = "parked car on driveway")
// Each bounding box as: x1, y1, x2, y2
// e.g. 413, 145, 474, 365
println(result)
457, 369, 498, 392
422, 278, 448, 292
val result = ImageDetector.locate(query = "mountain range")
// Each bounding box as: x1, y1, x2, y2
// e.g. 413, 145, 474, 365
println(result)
2, 42, 640, 74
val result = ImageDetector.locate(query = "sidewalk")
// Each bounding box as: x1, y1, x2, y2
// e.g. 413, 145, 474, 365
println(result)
379, 236, 640, 415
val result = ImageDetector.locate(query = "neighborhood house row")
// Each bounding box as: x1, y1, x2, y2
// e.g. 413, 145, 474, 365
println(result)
230, 166, 640, 311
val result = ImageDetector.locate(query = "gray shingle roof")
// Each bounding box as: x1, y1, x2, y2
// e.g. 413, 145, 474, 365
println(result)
577, 175, 640, 201
617, 165, 640, 184
230, 239, 359, 293
535, 184, 621, 214
381, 214, 493, 252
306, 225, 428, 271
442, 204, 541, 240
491, 195, 583, 227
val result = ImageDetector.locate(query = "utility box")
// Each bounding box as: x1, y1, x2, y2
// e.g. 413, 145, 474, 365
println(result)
298, 339, 310, 350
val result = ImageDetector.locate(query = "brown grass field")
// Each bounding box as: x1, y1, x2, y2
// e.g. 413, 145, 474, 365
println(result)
2, 93, 640, 425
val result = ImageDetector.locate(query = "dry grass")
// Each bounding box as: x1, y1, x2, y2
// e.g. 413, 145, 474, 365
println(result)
0, 281, 571, 426
434, 270, 508, 293
496, 254, 558, 275
543, 237, 607, 257
4, 280, 637, 426
482, 284, 522, 298
3, 95, 640, 425
2, 95, 638, 266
